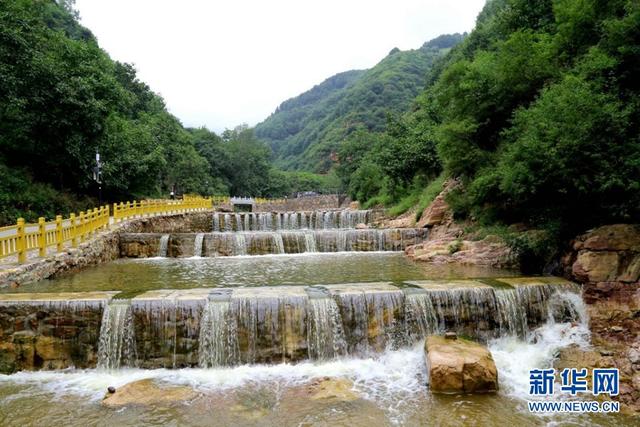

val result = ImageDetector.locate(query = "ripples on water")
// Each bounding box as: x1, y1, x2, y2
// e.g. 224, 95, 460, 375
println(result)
8, 252, 519, 294
0, 316, 631, 426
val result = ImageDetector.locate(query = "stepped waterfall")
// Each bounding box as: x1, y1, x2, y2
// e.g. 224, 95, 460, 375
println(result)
85, 279, 586, 368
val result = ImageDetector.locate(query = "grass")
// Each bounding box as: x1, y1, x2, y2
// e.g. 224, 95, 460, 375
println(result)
414, 174, 445, 222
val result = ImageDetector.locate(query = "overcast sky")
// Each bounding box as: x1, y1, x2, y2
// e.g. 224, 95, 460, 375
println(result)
75, 0, 486, 132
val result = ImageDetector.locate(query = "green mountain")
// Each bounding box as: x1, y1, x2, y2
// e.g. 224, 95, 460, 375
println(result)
255, 34, 465, 172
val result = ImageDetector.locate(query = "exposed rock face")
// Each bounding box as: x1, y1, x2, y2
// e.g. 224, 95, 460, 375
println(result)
563, 224, 640, 413
307, 377, 359, 401
425, 335, 498, 394
102, 378, 198, 407
405, 235, 517, 269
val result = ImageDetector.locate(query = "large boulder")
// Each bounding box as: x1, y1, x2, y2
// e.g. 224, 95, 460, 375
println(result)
102, 378, 198, 407
425, 335, 498, 394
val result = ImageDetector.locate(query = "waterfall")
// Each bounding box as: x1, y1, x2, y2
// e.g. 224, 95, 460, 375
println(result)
335, 291, 406, 354
405, 293, 439, 339
307, 297, 347, 359
97, 301, 137, 369
234, 233, 247, 256
198, 300, 239, 367
158, 234, 170, 257
291, 213, 298, 229
303, 232, 317, 252
224, 214, 232, 231
193, 233, 205, 257
235, 213, 243, 231
213, 213, 220, 232
300, 212, 307, 229
272, 233, 285, 254
244, 213, 250, 231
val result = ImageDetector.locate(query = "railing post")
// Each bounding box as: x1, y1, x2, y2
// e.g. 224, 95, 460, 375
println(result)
38, 217, 46, 257
93, 208, 99, 234
55, 215, 63, 252
79, 211, 85, 242
105, 205, 111, 229
17, 218, 26, 264
113, 203, 118, 223
70, 213, 77, 247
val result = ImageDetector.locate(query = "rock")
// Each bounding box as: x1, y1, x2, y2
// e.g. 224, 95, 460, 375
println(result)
425, 335, 498, 394
406, 236, 516, 269
444, 331, 457, 340
107, 386, 116, 394
307, 377, 359, 401
102, 378, 198, 407
355, 223, 369, 230
572, 251, 620, 283
576, 224, 640, 252
417, 194, 449, 228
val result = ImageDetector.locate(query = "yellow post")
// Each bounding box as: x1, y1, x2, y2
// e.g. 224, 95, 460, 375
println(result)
70, 213, 77, 247
93, 208, 99, 234
105, 205, 111, 229
55, 215, 63, 252
38, 217, 46, 257
16, 218, 26, 264
79, 211, 85, 241
113, 203, 118, 223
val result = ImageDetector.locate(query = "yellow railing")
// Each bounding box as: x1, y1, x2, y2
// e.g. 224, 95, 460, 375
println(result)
255, 197, 286, 204
0, 206, 110, 264
0, 197, 212, 264
211, 196, 230, 205
112, 197, 212, 222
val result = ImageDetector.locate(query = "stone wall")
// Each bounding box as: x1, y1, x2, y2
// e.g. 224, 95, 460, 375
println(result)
254, 195, 343, 212
0, 211, 215, 289
0, 294, 115, 373
562, 224, 640, 413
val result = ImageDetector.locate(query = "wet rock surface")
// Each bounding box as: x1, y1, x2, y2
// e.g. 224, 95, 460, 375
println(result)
102, 378, 198, 407
563, 224, 640, 413
425, 335, 498, 394
405, 235, 516, 268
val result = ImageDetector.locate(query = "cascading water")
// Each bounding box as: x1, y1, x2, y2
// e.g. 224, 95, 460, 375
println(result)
213, 213, 220, 232
235, 213, 243, 231
97, 301, 137, 369
158, 234, 170, 257
193, 233, 205, 257
307, 297, 347, 359
224, 214, 232, 231
198, 299, 239, 367
234, 233, 247, 256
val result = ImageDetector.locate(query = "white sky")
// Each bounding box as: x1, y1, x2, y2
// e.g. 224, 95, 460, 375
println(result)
75, 0, 486, 132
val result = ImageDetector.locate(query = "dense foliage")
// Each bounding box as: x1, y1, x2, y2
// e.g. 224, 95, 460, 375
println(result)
0, 0, 330, 224
337, 0, 640, 245
255, 34, 464, 172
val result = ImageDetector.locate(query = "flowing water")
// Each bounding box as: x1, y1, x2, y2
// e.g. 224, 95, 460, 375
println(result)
157, 234, 170, 257
0, 298, 631, 426
7, 253, 518, 294
97, 301, 137, 370
212, 210, 371, 232
193, 233, 205, 257
0, 207, 631, 425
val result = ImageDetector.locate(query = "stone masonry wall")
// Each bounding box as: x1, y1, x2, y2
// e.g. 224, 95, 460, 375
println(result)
0, 211, 214, 289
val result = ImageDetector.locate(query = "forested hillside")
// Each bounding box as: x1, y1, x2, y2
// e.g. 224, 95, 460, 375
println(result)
0, 0, 333, 225
337, 0, 640, 255
255, 34, 464, 172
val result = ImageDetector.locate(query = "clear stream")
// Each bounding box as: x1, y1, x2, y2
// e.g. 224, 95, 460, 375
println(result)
0, 251, 634, 425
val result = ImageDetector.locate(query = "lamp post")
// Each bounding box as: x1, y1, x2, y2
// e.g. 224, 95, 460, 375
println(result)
93, 150, 102, 205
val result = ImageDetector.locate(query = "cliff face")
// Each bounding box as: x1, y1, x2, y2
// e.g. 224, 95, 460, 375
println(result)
562, 224, 640, 413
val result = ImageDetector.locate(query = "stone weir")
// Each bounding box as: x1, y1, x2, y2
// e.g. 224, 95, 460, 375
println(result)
0, 277, 584, 373
119, 228, 428, 257
213, 210, 372, 232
